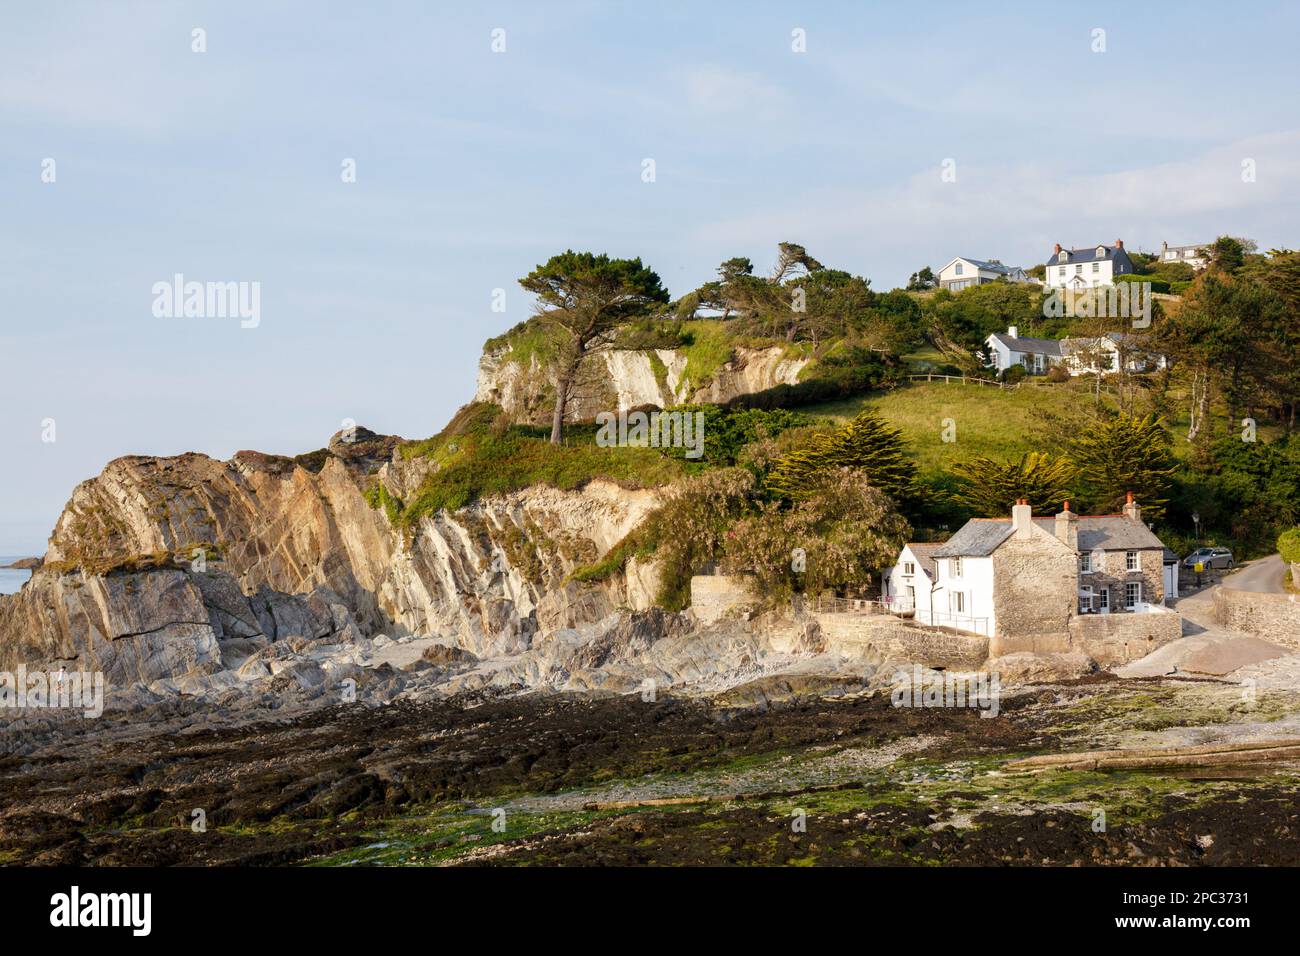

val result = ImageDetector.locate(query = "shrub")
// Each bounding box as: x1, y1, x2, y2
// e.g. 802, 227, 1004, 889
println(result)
1116, 274, 1171, 294
1001, 364, 1027, 385
1046, 364, 1071, 383
1278, 528, 1300, 564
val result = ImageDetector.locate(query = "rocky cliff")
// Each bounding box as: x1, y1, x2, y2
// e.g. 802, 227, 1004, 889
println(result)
0, 426, 662, 686
475, 343, 809, 425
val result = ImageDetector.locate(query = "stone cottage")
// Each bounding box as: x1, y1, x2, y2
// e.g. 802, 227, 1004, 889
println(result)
884, 493, 1181, 661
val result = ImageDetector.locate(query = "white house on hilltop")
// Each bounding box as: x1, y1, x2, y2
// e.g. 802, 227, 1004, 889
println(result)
936, 257, 1031, 292
1044, 240, 1136, 289
1159, 240, 1210, 271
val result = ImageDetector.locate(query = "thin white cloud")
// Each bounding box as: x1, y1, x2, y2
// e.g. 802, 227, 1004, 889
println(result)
679, 65, 794, 120
697, 130, 1300, 245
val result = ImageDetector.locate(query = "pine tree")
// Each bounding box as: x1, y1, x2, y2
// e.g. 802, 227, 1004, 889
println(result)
1070, 413, 1176, 520
766, 412, 915, 502
954, 453, 1076, 517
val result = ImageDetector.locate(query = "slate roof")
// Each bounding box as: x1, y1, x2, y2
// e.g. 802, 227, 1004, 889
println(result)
987, 332, 1063, 357
1048, 244, 1127, 266
960, 258, 1016, 274
902, 542, 943, 579
932, 520, 1015, 558
932, 515, 1165, 557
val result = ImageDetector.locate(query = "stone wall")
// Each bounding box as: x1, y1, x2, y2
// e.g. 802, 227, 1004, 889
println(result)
1066, 607, 1183, 665
689, 574, 756, 625
815, 612, 989, 670
1213, 588, 1300, 649
989, 528, 1076, 655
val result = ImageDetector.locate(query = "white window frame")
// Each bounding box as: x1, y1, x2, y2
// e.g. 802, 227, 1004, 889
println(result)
1079, 553, 1092, 573
1098, 588, 1109, 612
954, 262, 963, 275
1078, 585, 1094, 613
1126, 550, 1140, 571
903, 561, 915, 576
1125, 581, 1142, 609
951, 591, 965, 614
1092, 261, 1100, 273
952, 556, 963, 578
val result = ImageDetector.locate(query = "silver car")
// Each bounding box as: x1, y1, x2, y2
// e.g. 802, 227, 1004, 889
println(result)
1183, 547, 1234, 570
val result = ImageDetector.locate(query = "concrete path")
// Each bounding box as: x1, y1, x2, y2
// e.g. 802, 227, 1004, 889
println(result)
1222, 553, 1286, 594
1116, 563, 1295, 678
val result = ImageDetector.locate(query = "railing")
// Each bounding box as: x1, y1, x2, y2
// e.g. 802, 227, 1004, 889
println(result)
812, 595, 990, 636
912, 609, 991, 636
906, 374, 1016, 390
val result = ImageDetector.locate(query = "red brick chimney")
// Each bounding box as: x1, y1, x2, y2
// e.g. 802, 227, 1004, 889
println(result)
1122, 491, 1142, 524
1054, 243, 1062, 254
1115, 238, 1124, 249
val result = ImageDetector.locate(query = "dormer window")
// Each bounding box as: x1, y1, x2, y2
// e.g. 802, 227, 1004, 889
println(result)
1058, 251, 1068, 263
1096, 246, 1106, 258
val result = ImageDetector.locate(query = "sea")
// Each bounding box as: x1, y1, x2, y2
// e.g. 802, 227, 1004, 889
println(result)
0, 556, 34, 596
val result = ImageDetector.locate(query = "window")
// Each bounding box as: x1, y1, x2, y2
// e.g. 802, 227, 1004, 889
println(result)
1058, 251, 1068, 263
1092, 262, 1100, 273
1078, 585, 1094, 613
1125, 581, 1142, 609
1166, 251, 1177, 260
1126, 550, 1139, 571
954, 262, 963, 275
1096, 246, 1106, 257
1059, 266, 1066, 277
1098, 589, 1109, 611
1080, 553, 1092, 573
952, 556, 963, 577
903, 561, 915, 576
1075, 264, 1083, 275
951, 592, 965, 614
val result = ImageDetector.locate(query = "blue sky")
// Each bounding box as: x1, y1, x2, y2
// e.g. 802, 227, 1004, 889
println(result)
2, 1, 1299, 553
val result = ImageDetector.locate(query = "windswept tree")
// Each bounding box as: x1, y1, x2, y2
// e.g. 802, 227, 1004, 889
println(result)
1070, 413, 1176, 521
953, 452, 1076, 517
519, 251, 669, 443
766, 412, 916, 504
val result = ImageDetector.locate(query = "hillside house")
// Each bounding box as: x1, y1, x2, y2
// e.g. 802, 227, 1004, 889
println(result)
1044, 240, 1136, 289
883, 494, 1175, 647
985, 326, 1061, 375
881, 543, 941, 614
936, 257, 1031, 292
1159, 240, 1209, 271
985, 327, 1167, 376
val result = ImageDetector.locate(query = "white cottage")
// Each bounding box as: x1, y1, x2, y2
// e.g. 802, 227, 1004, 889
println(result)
883, 495, 1173, 639
1044, 240, 1136, 289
